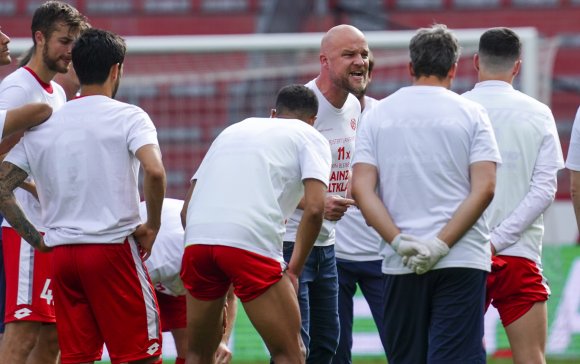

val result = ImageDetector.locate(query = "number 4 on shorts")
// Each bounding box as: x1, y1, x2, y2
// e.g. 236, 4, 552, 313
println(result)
40, 278, 53, 305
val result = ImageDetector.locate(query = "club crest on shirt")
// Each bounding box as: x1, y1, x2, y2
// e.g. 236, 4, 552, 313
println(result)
350, 118, 357, 131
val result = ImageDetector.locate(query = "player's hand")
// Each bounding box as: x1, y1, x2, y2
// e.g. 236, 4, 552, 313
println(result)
133, 223, 159, 261
285, 268, 300, 295
391, 234, 429, 259
324, 195, 355, 221
215, 341, 233, 364
405, 237, 449, 275
36, 235, 52, 253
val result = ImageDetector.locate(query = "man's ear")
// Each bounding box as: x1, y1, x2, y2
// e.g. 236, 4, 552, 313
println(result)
109, 63, 121, 81
473, 53, 480, 72
408, 62, 415, 77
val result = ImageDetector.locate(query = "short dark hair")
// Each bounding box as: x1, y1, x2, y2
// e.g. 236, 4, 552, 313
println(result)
275, 85, 318, 120
478, 27, 521, 72
72, 28, 126, 85
31, 1, 88, 45
409, 24, 460, 80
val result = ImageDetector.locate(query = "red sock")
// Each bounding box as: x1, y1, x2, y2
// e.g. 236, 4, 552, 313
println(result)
175, 358, 186, 364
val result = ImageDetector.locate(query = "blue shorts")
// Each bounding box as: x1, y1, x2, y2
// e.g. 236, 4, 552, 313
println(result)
382, 268, 487, 364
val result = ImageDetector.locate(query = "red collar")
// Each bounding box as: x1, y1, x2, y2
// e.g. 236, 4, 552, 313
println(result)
23, 66, 53, 94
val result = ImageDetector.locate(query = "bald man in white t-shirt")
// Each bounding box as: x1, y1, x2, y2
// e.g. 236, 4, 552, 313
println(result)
464, 27, 564, 364
282, 25, 367, 364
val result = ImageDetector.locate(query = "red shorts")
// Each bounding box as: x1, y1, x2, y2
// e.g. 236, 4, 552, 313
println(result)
155, 290, 186, 332
2, 227, 55, 324
486, 255, 550, 327
52, 237, 162, 364
180, 244, 284, 303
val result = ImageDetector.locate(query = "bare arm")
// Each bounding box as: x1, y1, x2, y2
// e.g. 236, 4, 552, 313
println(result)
1, 103, 52, 141
571, 170, 580, 234
287, 178, 327, 287
351, 163, 400, 243
437, 161, 496, 246
134, 144, 166, 260
215, 285, 237, 363
0, 161, 48, 251
181, 180, 196, 229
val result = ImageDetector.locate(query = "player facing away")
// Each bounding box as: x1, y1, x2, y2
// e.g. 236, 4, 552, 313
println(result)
0, 2, 88, 363
352, 24, 502, 364
0, 28, 166, 364
332, 51, 388, 364
282, 24, 366, 364
463, 27, 564, 364
139, 198, 237, 364
180, 84, 331, 364
568, 107, 580, 235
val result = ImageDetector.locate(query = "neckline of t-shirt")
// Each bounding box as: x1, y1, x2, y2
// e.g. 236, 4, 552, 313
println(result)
475, 80, 513, 89
22, 66, 54, 94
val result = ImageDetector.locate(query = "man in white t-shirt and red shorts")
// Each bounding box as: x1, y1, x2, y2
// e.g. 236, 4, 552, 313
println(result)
0, 28, 166, 364
180, 84, 331, 364
0, 2, 88, 363
464, 27, 564, 364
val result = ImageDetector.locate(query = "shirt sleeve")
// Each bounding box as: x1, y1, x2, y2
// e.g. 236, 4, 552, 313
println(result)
4, 139, 31, 175
352, 108, 378, 167
469, 106, 502, 165
566, 107, 580, 171
0, 109, 6, 138
299, 129, 332, 187
127, 107, 159, 155
492, 130, 564, 252
0, 85, 29, 109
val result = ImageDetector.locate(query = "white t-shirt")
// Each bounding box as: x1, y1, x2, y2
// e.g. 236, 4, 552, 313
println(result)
0, 67, 66, 229
336, 96, 382, 261
0, 109, 5, 138
284, 79, 361, 247
184, 117, 331, 263
353, 85, 502, 274
5, 95, 159, 246
140, 198, 185, 297
565, 106, 580, 171
464, 81, 564, 264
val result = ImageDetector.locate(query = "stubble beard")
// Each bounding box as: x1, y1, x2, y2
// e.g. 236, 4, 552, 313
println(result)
43, 43, 68, 74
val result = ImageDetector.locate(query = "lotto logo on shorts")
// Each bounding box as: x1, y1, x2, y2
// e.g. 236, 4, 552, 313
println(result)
14, 308, 32, 319
147, 342, 160, 355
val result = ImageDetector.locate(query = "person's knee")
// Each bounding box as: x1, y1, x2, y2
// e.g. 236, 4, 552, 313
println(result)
0, 322, 40, 356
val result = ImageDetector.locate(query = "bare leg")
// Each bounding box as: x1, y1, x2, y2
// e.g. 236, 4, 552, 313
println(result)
25, 324, 59, 364
186, 293, 227, 364
171, 327, 187, 360
243, 274, 305, 364
0, 321, 41, 364
505, 301, 547, 364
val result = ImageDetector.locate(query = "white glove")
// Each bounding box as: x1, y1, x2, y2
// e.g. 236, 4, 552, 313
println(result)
405, 237, 449, 275
391, 234, 429, 260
